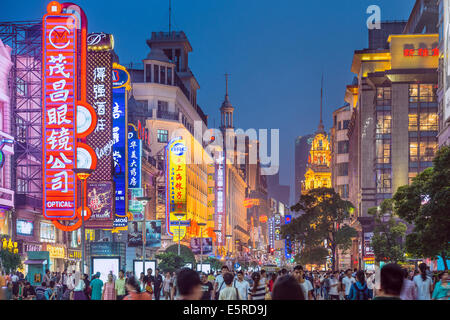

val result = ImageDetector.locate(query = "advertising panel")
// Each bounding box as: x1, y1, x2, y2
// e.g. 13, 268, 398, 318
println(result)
268, 217, 275, 250
214, 150, 226, 249
165, 137, 187, 241
0, 210, 9, 235
133, 260, 156, 276
127, 220, 161, 247
86, 40, 113, 182
190, 237, 213, 255
87, 181, 113, 221
274, 214, 281, 241
364, 232, 374, 257
128, 188, 144, 220
111, 63, 129, 228
92, 257, 119, 284
16, 220, 34, 236
128, 124, 142, 189
42, 12, 78, 220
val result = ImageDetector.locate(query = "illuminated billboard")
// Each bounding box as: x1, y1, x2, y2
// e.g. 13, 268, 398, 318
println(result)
128, 124, 142, 189
165, 137, 187, 241
86, 37, 114, 182
42, 11, 78, 220
112, 63, 130, 229
87, 182, 113, 221
214, 150, 226, 250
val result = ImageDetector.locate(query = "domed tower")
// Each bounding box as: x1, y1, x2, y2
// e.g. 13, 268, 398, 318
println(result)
220, 73, 234, 131
303, 75, 332, 193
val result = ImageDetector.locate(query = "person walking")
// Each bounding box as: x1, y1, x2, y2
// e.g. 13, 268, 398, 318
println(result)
102, 273, 116, 300
43, 270, 51, 285
123, 277, 151, 300
115, 270, 126, 300
414, 263, 433, 300
44, 281, 57, 300
153, 268, 163, 300
342, 269, 356, 300
432, 271, 449, 300
199, 272, 214, 300
219, 272, 239, 300
162, 272, 172, 300
400, 268, 416, 300
143, 268, 154, 299
348, 270, 369, 300
35, 282, 47, 300
83, 274, 91, 300
73, 272, 87, 300
90, 272, 104, 300
328, 272, 340, 300
372, 264, 403, 300
268, 273, 277, 294
234, 271, 250, 301
293, 265, 313, 300
272, 275, 305, 300
247, 272, 266, 300
214, 266, 229, 300
138, 272, 146, 292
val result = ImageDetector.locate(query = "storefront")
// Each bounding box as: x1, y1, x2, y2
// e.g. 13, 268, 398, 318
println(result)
87, 242, 126, 278
0, 209, 11, 238
43, 243, 66, 272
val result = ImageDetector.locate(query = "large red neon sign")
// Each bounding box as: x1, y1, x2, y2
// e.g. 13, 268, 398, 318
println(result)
42, 11, 78, 220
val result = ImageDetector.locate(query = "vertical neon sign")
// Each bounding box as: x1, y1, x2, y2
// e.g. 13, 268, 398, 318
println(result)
42, 6, 78, 220
214, 150, 226, 251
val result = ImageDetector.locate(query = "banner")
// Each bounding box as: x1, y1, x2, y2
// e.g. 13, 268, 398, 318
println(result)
165, 137, 187, 241
128, 124, 142, 189
87, 182, 113, 220
190, 237, 213, 255
42, 12, 78, 220
127, 220, 161, 247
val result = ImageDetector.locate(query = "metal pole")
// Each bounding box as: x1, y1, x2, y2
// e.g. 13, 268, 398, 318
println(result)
81, 180, 85, 275
142, 202, 146, 275
178, 218, 181, 256
200, 227, 203, 272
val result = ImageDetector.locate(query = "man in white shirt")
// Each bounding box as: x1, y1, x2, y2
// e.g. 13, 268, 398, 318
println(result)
342, 269, 356, 300
328, 272, 340, 300
293, 265, 313, 300
213, 266, 229, 300
233, 271, 250, 300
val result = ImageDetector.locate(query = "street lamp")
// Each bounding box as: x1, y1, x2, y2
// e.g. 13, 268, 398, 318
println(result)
72, 168, 94, 275
197, 222, 207, 272
174, 213, 186, 255
136, 196, 151, 275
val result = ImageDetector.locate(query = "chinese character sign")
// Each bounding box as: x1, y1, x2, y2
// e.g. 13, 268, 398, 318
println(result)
268, 217, 275, 250
128, 124, 142, 189
112, 86, 127, 228
165, 137, 187, 241
214, 150, 226, 250
86, 48, 113, 181
42, 13, 78, 220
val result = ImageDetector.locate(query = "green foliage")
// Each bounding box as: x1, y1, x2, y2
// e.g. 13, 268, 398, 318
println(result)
0, 248, 22, 274
204, 257, 223, 271
155, 252, 185, 274
295, 247, 328, 266
282, 187, 356, 270
368, 199, 407, 263
392, 146, 450, 269
165, 244, 196, 264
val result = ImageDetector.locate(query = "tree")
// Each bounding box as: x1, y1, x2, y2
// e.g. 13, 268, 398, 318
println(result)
155, 252, 185, 274
295, 247, 328, 266
393, 146, 450, 270
204, 257, 222, 272
368, 199, 407, 263
282, 188, 357, 271
0, 240, 22, 274
165, 244, 196, 265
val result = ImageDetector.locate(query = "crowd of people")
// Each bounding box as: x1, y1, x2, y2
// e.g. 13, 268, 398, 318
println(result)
0, 262, 448, 300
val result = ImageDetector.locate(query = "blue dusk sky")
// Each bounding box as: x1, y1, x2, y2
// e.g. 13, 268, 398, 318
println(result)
0, 0, 415, 204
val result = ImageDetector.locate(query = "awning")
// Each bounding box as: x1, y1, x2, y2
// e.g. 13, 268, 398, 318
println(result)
24, 259, 47, 265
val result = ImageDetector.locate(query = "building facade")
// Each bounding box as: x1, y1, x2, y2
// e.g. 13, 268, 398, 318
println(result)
294, 134, 313, 203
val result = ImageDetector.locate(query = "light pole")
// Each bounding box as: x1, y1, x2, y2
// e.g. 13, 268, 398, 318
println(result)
198, 222, 206, 272
72, 168, 94, 275
136, 196, 151, 275
174, 213, 186, 256
225, 234, 232, 267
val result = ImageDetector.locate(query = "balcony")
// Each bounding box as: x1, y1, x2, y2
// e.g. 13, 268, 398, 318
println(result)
157, 110, 179, 121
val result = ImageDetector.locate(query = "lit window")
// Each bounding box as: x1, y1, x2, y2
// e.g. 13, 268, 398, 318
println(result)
157, 129, 168, 143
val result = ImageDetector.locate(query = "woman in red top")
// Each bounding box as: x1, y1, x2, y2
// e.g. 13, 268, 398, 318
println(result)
123, 277, 151, 300
268, 273, 277, 292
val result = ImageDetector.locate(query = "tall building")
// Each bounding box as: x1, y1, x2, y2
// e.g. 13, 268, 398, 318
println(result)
331, 103, 351, 201
129, 31, 213, 253
403, 0, 439, 34
266, 172, 290, 206
368, 21, 407, 50
294, 134, 313, 203
0, 40, 14, 239
346, 32, 439, 269
438, 0, 450, 146
303, 79, 331, 193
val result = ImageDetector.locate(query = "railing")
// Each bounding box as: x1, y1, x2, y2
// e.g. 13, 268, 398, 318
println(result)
157, 110, 179, 121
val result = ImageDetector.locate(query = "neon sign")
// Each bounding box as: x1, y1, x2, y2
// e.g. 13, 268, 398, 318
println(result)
165, 137, 187, 241
128, 124, 142, 189
42, 10, 78, 220
214, 150, 226, 249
